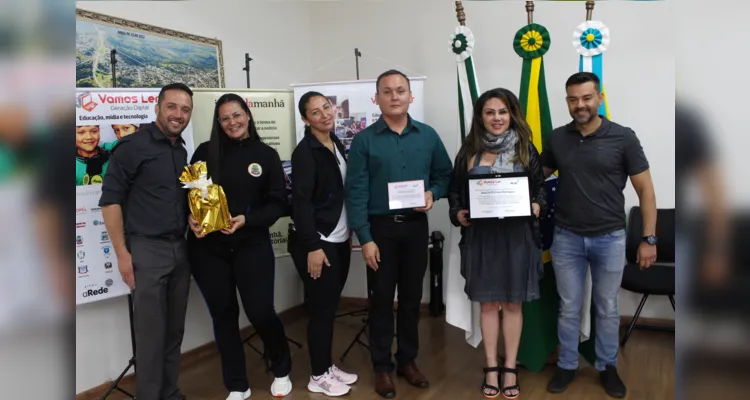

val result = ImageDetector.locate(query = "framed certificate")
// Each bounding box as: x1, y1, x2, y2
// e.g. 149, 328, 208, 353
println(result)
467, 173, 531, 219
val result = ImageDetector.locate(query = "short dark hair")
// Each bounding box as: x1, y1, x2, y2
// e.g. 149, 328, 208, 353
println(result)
376, 69, 410, 93
565, 72, 600, 92
158, 82, 194, 105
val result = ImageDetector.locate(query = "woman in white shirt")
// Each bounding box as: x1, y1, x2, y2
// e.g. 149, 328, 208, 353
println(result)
287, 91, 358, 397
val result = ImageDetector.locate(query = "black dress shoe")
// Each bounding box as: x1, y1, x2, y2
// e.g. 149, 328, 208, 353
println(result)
546, 367, 577, 393
600, 365, 627, 398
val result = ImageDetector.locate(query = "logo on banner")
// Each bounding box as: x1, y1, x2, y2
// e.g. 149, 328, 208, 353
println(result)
77, 250, 86, 260
76, 207, 88, 215
100, 231, 110, 242
76, 92, 99, 112
105, 279, 114, 287
102, 246, 112, 258
93, 220, 104, 226
78, 265, 89, 274
76, 235, 84, 246
91, 207, 101, 213
76, 222, 86, 229
104, 261, 113, 270
82, 287, 109, 298
245, 98, 285, 108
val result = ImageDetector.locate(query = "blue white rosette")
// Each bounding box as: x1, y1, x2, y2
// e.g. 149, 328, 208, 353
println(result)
450, 26, 475, 63
572, 20, 611, 120
572, 21, 610, 57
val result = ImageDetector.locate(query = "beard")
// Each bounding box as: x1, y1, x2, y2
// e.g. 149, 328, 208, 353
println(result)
572, 107, 597, 125
157, 115, 186, 138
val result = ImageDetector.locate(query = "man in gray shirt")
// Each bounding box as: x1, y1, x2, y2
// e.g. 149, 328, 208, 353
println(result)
542, 72, 657, 399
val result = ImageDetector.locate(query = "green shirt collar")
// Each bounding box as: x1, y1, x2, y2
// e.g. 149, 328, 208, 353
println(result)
374, 114, 419, 134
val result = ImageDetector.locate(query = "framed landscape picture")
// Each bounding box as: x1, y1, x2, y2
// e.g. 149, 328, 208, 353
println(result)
76, 9, 225, 88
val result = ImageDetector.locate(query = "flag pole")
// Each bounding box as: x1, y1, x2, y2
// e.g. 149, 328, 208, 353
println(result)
526, 1, 534, 25
446, 0, 484, 347
586, 0, 595, 21
456, 1, 466, 26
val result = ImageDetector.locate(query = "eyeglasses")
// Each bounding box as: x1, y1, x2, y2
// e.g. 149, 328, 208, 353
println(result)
218, 112, 247, 125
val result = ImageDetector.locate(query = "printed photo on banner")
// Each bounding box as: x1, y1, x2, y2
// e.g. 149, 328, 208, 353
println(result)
328, 94, 368, 151
75, 124, 115, 186
75, 123, 140, 185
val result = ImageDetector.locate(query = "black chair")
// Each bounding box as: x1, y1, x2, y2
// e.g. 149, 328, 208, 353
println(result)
619, 207, 675, 347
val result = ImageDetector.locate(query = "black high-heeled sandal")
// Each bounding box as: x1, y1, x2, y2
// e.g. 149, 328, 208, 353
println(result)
500, 367, 520, 399
481, 366, 501, 399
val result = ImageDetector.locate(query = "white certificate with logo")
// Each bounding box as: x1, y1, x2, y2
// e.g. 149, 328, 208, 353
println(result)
387, 180, 426, 210
468, 173, 531, 219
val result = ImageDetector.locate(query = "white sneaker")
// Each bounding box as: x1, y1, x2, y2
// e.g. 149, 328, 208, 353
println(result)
330, 364, 358, 385
226, 389, 251, 400
270, 375, 292, 397
307, 371, 351, 397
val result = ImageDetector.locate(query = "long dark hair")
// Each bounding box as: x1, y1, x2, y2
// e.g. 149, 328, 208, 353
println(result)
298, 90, 327, 137
457, 88, 532, 169
207, 93, 261, 185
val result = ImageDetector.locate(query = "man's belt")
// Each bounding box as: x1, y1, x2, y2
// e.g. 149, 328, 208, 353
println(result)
127, 232, 184, 242
369, 213, 426, 223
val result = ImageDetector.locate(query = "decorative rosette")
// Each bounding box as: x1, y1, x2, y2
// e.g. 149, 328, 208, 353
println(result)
450, 26, 475, 63
572, 21, 610, 56
513, 23, 551, 60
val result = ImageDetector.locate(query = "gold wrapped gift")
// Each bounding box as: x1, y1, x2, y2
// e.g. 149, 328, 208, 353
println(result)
179, 161, 231, 235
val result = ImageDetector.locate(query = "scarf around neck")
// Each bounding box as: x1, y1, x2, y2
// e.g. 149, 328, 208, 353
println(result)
481, 129, 519, 173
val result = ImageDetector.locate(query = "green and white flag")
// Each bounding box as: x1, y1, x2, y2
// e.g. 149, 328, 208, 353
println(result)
445, 24, 483, 347
451, 26, 480, 139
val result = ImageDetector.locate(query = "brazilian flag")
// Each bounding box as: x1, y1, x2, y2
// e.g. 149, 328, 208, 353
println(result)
513, 22, 598, 372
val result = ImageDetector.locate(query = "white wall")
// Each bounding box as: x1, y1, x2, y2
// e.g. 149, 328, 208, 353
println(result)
76, 0, 675, 393
306, 0, 675, 320
74, 0, 312, 393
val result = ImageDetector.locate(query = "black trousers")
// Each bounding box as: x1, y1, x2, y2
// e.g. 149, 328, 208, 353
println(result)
288, 231, 351, 376
368, 214, 429, 373
189, 238, 291, 392
129, 235, 191, 400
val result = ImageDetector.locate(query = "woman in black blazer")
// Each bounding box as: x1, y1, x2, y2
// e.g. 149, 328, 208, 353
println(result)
287, 91, 357, 397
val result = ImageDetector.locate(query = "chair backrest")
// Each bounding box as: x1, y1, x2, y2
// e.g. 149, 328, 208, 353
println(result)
625, 206, 675, 264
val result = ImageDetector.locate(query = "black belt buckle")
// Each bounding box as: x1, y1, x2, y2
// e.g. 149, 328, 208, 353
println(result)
393, 214, 406, 223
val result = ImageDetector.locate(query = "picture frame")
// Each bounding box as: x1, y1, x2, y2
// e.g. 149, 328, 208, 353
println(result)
76, 8, 225, 88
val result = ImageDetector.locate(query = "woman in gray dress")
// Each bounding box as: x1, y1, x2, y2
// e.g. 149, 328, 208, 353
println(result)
448, 88, 546, 399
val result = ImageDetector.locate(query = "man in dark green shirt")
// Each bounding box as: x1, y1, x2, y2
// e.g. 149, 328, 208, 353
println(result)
345, 70, 452, 398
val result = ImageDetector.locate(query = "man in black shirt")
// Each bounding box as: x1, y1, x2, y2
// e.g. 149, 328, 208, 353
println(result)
542, 73, 657, 399
100, 83, 194, 400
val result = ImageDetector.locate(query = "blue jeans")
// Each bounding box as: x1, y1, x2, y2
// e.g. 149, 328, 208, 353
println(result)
551, 226, 626, 371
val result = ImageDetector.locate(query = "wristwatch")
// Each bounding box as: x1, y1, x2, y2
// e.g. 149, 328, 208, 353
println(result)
641, 235, 658, 245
